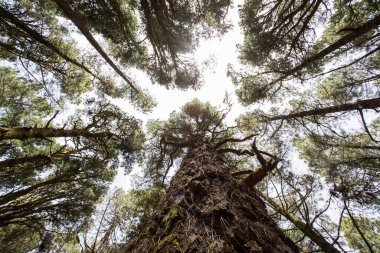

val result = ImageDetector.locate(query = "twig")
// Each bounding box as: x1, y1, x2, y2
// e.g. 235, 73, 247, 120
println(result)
45, 111, 59, 128
358, 109, 380, 143
344, 200, 374, 253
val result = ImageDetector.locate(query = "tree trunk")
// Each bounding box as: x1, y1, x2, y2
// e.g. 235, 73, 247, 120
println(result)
264, 97, 380, 122
0, 127, 112, 140
0, 154, 52, 168
0, 5, 102, 82
258, 192, 340, 253
51, 0, 138, 92
124, 141, 299, 252
272, 14, 380, 83
0, 177, 62, 205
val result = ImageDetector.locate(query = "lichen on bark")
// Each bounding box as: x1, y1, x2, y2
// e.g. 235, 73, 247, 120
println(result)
124, 142, 299, 253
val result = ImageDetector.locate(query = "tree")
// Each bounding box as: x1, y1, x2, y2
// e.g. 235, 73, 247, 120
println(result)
123, 99, 298, 252
63, 0, 232, 89
51, 0, 139, 92
341, 216, 380, 253
258, 191, 340, 253
0, 1, 155, 110
295, 131, 380, 207
0, 67, 52, 126
235, 0, 380, 103
0, 68, 144, 250
0, 3, 102, 84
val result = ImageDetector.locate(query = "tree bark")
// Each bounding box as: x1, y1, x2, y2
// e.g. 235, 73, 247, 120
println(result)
264, 97, 380, 122
0, 127, 112, 140
124, 141, 299, 252
51, 0, 138, 92
258, 193, 340, 253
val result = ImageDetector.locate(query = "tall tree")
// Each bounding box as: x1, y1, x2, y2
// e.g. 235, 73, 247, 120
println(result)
51, 0, 139, 92
65, 0, 232, 89
235, 0, 380, 103
0, 1, 155, 110
0, 72, 144, 251
124, 100, 298, 252
295, 131, 380, 207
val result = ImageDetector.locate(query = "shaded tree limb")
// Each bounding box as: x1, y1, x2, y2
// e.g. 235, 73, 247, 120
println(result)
263, 97, 380, 122
214, 133, 257, 149
343, 200, 374, 253
358, 109, 380, 143
258, 192, 341, 253
271, 14, 380, 83
0, 127, 113, 140
51, 0, 139, 92
0, 5, 104, 83
0, 154, 52, 168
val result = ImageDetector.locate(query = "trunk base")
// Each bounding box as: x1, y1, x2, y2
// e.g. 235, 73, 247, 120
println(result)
125, 146, 298, 253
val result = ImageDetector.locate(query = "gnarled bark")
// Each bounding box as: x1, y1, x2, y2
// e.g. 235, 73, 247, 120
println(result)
124, 142, 299, 252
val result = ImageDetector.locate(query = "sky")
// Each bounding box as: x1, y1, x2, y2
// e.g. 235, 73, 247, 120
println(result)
67, 0, 361, 209
111, 0, 252, 190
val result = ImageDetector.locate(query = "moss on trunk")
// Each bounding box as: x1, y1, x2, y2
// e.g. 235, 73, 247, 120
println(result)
124, 142, 299, 252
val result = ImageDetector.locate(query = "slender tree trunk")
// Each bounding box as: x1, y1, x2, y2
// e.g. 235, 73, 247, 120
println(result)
0, 5, 102, 82
124, 141, 299, 252
258, 193, 340, 253
0, 127, 112, 140
264, 97, 380, 122
272, 14, 380, 82
51, 0, 138, 92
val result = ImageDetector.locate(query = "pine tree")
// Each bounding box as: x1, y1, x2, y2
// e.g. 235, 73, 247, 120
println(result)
124, 100, 298, 252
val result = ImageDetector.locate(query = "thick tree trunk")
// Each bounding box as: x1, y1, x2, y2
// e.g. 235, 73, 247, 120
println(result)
0, 127, 112, 140
264, 97, 380, 122
124, 142, 298, 252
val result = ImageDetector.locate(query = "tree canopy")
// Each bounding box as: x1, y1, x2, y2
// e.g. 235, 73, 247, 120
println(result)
1, 0, 380, 252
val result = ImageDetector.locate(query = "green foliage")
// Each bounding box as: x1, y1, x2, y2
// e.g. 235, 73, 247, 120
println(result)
0, 1, 93, 102
235, 0, 380, 104
316, 69, 366, 103
294, 132, 380, 206
235, 75, 270, 104
134, 0, 232, 89
239, 0, 326, 68
342, 216, 380, 253
125, 186, 165, 232
0, 67, 52, 126
0, 223, 42, 253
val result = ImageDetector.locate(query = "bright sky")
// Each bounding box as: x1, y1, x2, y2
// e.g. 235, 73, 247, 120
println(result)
112, 0, 251, 190
51, 0, 317, 193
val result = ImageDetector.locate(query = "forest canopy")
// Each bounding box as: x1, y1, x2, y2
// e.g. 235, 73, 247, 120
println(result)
0, 0, 379, 252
